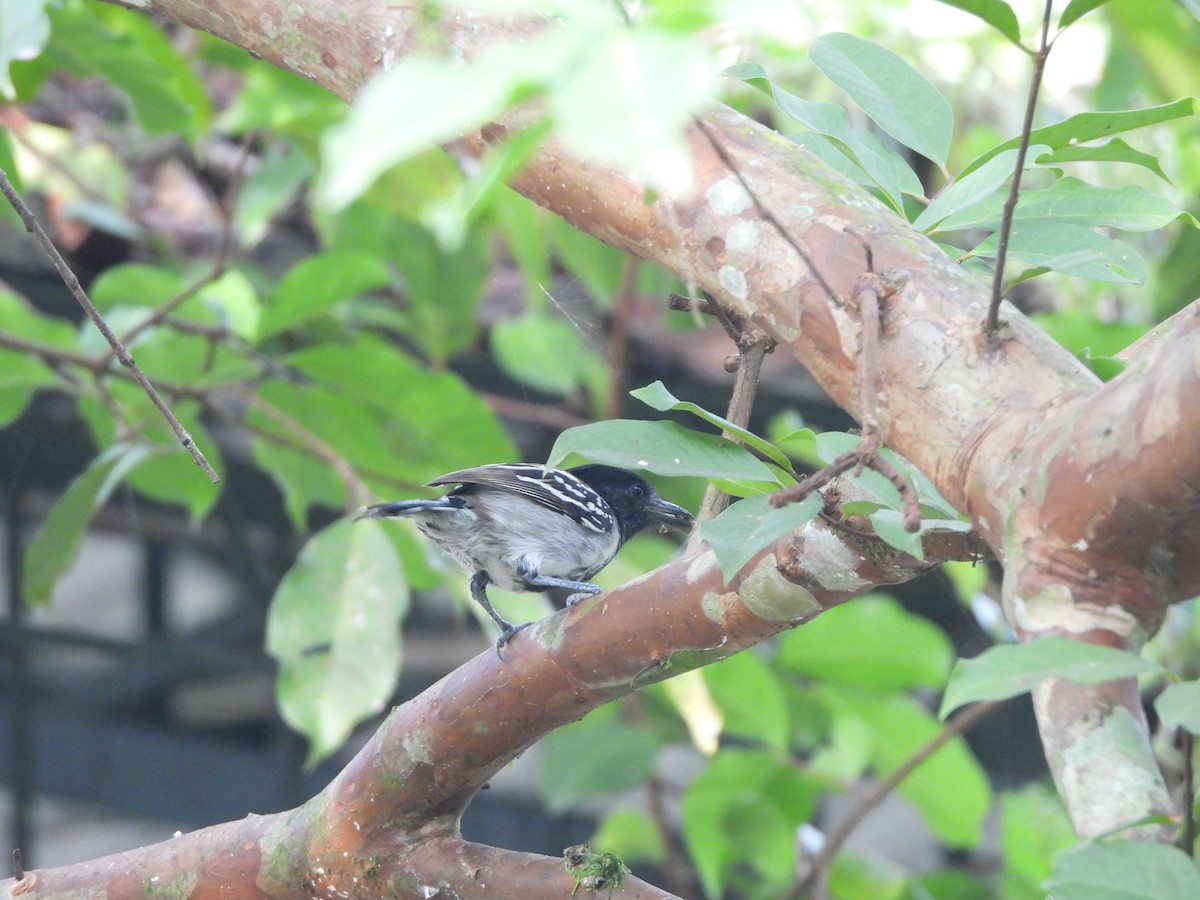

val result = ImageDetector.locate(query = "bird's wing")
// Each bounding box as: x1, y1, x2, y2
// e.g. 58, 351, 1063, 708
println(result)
429, 464, 614, 533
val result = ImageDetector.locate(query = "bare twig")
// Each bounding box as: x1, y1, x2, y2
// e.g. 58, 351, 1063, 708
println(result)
0, 166, 220, 483
791, 700, 1002, 899
670, 293, 775, 521
1183, 729, 1195, 855
984, 0, 1055, 335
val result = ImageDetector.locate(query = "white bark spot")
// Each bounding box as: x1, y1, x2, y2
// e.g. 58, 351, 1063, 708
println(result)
740, 553, 820, 623
719, 265, 748, 300
706, 177, 752, 215
802, 527, 871, 592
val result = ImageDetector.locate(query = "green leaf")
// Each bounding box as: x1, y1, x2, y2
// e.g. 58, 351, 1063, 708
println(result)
0, 349, 57, 426
682, 749, 818, 899
260, 251, 390, 339
940, 637, 1162, 718
1035, 138, 1171, 183
776, 594, 954, 689
547, 419, 777, 482
730, 63, 921, 210
699, 492, 822, 583
491, 311, 606, 397
318, 33, 580, 209
127, 406, 223, 521
822, 685, 991, 847
916, 146, 1049, 232
702, 650, 791, 754
1156, 681, 1200, 734
553, 29, 715, 192
933, 0, 1022, 45
234, 143, 314, 246
590, 809, 666, 866
961, 99, 1200, 177
266, 518, 407, 766
1031, 311, 1145, 359
0, 0, 51, 99
810, 33, 953, 166
1045, 841, 1200, 900
973, 221, 1147, 284
1059, 0, 1113, 30
24, 443, 154, 606
538, 704, 661, 815
1000, 785, 1077, 899
45, 3, 210, 140
90, 263, 185, 311
631, 381, 795, 475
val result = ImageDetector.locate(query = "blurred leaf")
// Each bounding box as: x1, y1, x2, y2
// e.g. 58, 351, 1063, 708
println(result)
391, 218, 490, 362
702, 650, 790, 754
1156, 681, 1200, 734
538, 704, 661, 815
1001, 784, 1077, 900
45, 2, 210, 139
0, 350, 57, 426
823, 685, 991, 847
90, 263, 186, 311
1059, 0, 1113, 30
286, 336, 515, 485
682, 749, 818, 899
776, 594, 953, 689
548, 419, 776, 482
127, 409, 224, 521
1035, 138, 1171, 183
0, 0, 51, 99
217, 62, 345, 137
267, 518, 407, 766
961, 99, 1200, 177
973, 221, 1147, 284
662, 669, 723, 755
916, 146, 1049, 232
491, 311, 606, 397
1045, 841, 1200, 899
552, 28, 714, 193
590, 809, 666, 866
940, 637, 1162, 717
546, 215, 632, 306
810, 33, 953, 165
1031, 311, 1145, 359
24, 443, 154, 606
934, 0, 1021, 44
318, 33, 582, 209
259, 251, 391, 339
699, 492, 821, 583
234, 143, 314, 246
631, 381, 795, 474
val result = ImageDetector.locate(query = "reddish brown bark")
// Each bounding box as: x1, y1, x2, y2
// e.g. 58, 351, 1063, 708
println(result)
24, 0, 1200, 889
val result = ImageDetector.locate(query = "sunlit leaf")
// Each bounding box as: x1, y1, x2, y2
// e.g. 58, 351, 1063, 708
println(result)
973, 221, 1147, 284
934, 0, 1022, 45
940, 637, 1162, 717
810, 33, 953, 165
1155, 681, 1200, 734
1045, 841, 1200, 899
699, 492, 822, 583
267, 518, 407, 766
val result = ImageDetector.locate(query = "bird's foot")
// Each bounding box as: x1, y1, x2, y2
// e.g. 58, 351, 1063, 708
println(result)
494, 620, 533, 660
564, 590, 599, 608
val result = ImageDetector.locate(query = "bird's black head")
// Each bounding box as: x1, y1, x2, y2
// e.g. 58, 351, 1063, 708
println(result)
569, 465, 694, 543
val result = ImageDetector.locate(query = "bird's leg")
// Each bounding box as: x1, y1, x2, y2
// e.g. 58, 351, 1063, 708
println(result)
516, 562, 604, 608
470, 571, 530, 657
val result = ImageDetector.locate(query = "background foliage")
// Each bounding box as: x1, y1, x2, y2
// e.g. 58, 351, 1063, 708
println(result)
4, 0, 1200, 896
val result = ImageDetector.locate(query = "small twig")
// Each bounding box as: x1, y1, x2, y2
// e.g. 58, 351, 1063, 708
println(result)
984, 0, 1055, 335
9, 848, 36, 895
791, 700, 1002, 899
604, 254, 641, 419
670, 293, 775, 521
771, 256, 919, 531
0, 166, 220, 483
12, 850, 22, 882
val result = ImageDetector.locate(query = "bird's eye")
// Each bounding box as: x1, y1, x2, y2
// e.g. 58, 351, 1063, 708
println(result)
630, 483, 646, 499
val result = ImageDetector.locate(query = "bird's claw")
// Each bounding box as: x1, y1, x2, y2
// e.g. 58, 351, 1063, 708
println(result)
494, 620, 533, 660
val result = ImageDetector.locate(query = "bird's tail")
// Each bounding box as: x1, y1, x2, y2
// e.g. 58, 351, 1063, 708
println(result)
353, 498, 462, 520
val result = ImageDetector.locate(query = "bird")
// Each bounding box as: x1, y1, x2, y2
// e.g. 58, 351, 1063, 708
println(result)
355, 463, 693, 654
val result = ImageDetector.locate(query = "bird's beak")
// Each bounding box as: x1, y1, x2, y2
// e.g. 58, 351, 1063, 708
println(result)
646, 497, 694, 531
